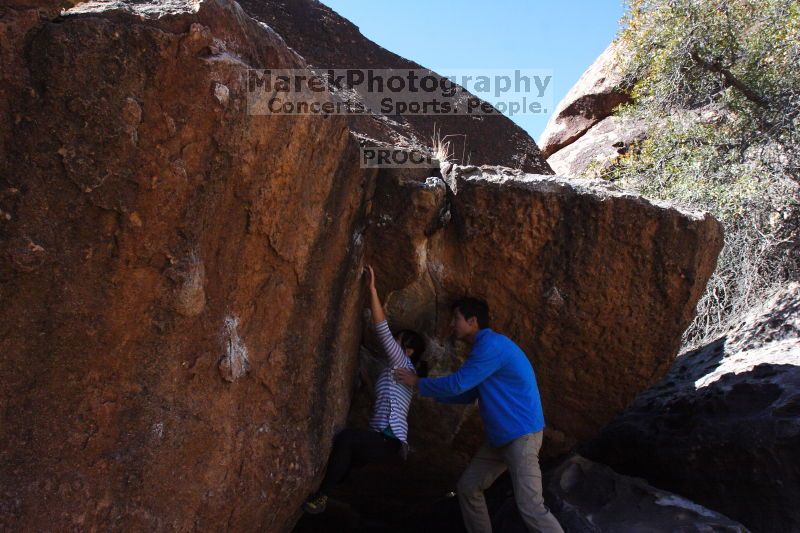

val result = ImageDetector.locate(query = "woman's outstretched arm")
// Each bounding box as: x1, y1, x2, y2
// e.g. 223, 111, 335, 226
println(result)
364, 265, 411, 368
365, 265, 386, 324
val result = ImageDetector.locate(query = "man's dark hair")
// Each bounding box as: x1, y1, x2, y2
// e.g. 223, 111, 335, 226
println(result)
452, 297, 490, 329
397, 330, 427, 377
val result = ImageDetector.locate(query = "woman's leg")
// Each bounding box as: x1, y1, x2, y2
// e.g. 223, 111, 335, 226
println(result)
317, 428, 401, 495
304, 429, 402, 513
317, 428, 361, 495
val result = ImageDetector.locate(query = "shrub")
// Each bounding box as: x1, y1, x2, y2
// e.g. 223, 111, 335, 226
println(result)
606, 0, 800, 348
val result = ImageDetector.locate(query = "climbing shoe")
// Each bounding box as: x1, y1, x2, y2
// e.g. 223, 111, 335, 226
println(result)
302, 493, 328, 514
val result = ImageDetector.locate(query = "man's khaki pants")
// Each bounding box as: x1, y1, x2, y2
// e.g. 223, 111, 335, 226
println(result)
457, 431, 564, 533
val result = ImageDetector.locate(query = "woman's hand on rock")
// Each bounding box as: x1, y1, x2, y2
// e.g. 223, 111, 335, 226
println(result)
364, 264, 377, 291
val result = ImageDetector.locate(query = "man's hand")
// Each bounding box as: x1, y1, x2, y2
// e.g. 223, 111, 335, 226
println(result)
394, 368, 419, 387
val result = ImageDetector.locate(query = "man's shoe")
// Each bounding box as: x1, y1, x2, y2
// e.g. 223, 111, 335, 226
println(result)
302, 494, 328, 514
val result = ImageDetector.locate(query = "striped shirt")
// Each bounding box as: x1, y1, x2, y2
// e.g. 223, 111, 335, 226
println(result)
368, 320, 415, 444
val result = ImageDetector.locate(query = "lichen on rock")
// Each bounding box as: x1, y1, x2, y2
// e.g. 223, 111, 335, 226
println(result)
218, 314, 249, 382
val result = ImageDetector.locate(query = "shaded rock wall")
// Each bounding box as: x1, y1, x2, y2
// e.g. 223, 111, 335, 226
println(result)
583, 283, 800, 532
0, 1, 371, 530
547, 455, 747, 533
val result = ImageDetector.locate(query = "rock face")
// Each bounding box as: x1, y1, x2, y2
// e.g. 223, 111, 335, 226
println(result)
539, 41, 631, 159
242, 0, 552, 174
0, 0, 372, 530
545, 455, 747, 532
547, 115, 646, 177
543, 455, 749, 533
584, 283, 800, 532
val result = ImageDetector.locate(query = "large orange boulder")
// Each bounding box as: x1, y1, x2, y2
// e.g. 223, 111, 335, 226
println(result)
0, 0, 370, 530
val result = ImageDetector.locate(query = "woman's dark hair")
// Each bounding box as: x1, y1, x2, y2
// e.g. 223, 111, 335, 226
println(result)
397, 329, 429, 377
452, 297, 490, 329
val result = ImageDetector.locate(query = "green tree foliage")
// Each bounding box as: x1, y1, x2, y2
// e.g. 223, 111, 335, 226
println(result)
606, 0, 800, 346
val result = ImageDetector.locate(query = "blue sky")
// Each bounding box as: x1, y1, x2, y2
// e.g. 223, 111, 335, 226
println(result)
321, 0, 626, 145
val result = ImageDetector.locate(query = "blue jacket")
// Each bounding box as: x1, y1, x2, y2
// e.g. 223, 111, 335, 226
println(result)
418, 328, 545, 447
